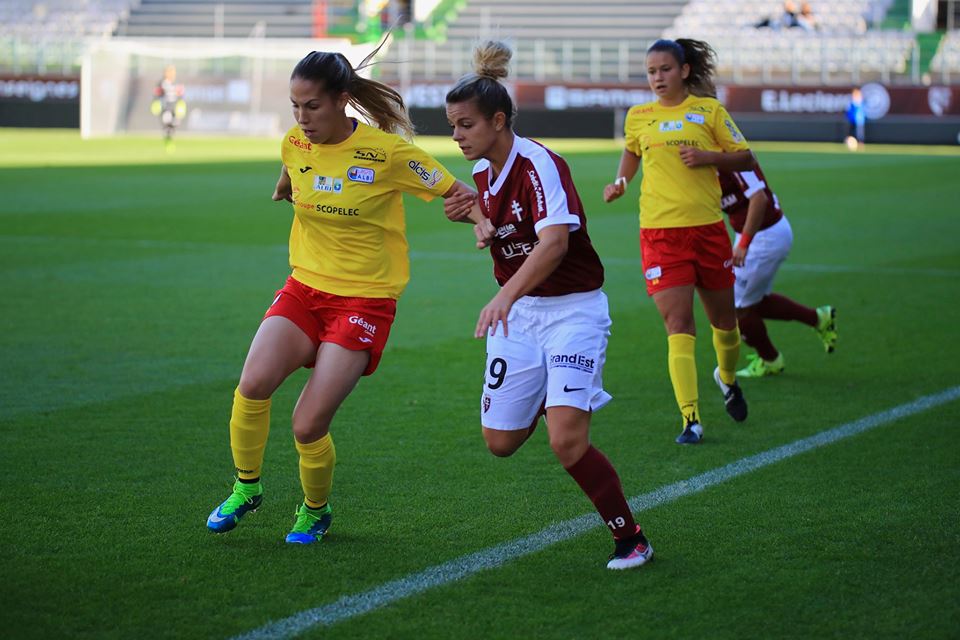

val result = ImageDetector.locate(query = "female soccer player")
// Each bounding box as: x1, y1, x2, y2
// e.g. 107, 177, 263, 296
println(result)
206, 48, 476, 543
718, 163, 837, 377
443, 41, 653, 570
603, 38, 754, 445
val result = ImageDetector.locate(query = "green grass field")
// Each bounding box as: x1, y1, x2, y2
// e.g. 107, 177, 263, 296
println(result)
1, 129, 959, 639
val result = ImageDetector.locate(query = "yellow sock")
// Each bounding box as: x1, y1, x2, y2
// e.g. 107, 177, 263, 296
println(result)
229, 388, 271, 480
296, 434, 336, 509
712, 325, 741, 386
667, 333, 699, 424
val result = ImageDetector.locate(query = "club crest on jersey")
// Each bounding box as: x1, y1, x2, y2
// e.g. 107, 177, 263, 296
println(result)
659, 120, 684, 132
510, 200, 524, 221
347, 166, 375, 184
314, 175, 343, 193
408, 160, 444, 188
685, 113, 706, 124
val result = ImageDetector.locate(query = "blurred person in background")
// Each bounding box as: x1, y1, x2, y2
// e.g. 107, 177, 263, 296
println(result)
797, 2, 820, 31
845, 87, 866, 150
151, 65, 186, 152
443, 40, 654, 570
205, 47, 477, 544
603, 38, 753, 445
717, 162, 837, 378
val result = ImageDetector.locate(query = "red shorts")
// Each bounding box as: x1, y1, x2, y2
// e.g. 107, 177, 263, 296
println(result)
264, 276, 397, 376
640, 221, 735, 295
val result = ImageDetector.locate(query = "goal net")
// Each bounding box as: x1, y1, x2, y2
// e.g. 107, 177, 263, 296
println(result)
80, 37, 378, 138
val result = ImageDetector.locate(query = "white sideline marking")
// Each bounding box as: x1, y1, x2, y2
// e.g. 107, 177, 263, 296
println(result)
232, 386, 960, 640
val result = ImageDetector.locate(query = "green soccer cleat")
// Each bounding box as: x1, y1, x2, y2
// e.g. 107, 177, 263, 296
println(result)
737, 353, 785, 378
285, 502, 333, 544
206, 479, 262, 533
815, 306, 838, 353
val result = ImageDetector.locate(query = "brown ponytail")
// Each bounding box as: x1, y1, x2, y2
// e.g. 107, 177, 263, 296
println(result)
647, 38, 718, 98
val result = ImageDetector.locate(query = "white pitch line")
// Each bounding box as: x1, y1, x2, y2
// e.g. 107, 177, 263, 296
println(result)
232, 385, 960, 640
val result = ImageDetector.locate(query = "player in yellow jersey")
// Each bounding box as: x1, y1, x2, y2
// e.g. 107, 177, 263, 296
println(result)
603, 39, 755, 445
206, 47, 478, 543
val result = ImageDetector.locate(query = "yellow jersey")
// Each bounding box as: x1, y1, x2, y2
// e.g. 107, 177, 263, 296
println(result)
280, 122, 456, 299
624, 95, 750, 229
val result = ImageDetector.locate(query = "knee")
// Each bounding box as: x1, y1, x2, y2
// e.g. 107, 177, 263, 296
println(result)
549, 433, 588, 468
483, 428, 522, 458
292, 408, 333, 444
237, 370, 279, 400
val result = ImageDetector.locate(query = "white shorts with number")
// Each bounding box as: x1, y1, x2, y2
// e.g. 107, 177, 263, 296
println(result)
480, 288, 613, 431
733, 216, 793, 309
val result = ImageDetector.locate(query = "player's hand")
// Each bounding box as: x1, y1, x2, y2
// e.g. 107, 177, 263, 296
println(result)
678, 145, 710, 168
272, 170, 293, 203
444, 191, 476, 221
603, 176, 627, 203
732, 245, 748, 267
475, 291, 513, 339
474, 218, 495, 249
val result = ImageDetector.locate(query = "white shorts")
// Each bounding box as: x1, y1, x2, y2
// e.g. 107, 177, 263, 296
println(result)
733, 216, 793, 309
481, 289, 613, 431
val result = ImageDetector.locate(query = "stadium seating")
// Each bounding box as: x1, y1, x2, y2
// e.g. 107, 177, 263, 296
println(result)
116, 0, 312, 38
929, 30, 960, 81
0, 0, 132, 73
376, 0, 690, 82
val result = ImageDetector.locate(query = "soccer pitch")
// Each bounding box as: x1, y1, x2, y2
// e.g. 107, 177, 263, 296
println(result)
1, 130, 959, 639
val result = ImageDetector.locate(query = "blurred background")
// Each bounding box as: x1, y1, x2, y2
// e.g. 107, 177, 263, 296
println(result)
1, 0, 958, 144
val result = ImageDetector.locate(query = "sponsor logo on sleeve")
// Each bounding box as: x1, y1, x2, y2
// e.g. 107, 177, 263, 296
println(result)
724, 118, 744, 143
347, 166, 375, 183
526, 170, 544, 214
353, 147, 386, 163
408, 160, 445, 188
685, 113, 706, 124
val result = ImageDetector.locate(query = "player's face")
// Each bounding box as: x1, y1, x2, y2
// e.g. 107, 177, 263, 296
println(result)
290, 77, 348, 144
646, 51, 689, 102
446, 100, 500, 162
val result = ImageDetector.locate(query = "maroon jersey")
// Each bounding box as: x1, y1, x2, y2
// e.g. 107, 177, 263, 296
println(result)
717, 165, 784, 234
472, 136, 604, 297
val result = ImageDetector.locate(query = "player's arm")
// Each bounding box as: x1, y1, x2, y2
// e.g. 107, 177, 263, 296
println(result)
733, 189, 768, 267
475, 224, 568, 338
678, 148, 755, 171
441, 180, 495, 249
272, 164, 292, 202
603, 149, 640, 203
442, 180, 483, 223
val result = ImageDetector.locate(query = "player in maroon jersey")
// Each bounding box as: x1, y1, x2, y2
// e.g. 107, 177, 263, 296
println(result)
719, 162, 837, 377
442, 41, 652, 570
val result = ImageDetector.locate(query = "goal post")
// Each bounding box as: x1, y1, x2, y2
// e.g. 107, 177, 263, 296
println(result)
80, 37, 379, 138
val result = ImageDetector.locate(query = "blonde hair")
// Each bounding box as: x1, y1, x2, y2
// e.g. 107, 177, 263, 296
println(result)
445, 40, 517, 127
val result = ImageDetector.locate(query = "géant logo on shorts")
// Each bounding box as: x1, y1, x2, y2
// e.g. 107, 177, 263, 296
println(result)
348, 315, 376, 335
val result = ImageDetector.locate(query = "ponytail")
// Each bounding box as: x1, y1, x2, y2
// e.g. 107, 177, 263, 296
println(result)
291, 39, 415, 138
